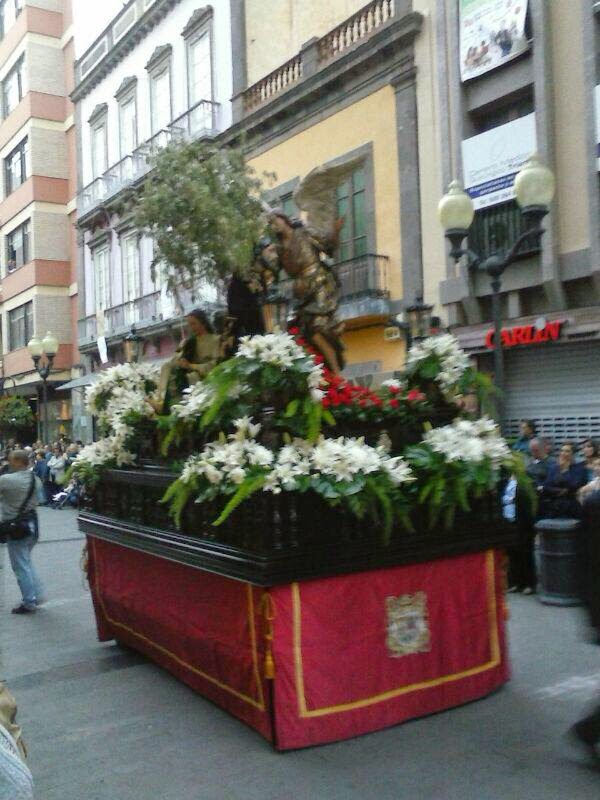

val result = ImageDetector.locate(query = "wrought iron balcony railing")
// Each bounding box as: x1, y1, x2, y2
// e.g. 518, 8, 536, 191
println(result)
77, 314, 98, 342
468, 200, 541, 263
278, 253, 389, 320
78, 100, 221, 216
336, 253, 389, 300
103, 291, 162, 335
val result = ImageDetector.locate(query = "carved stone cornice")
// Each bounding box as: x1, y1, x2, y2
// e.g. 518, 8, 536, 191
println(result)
182, 5, 213, 39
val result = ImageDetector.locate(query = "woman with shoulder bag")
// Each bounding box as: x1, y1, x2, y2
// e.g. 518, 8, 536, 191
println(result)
0, 451, 44, 614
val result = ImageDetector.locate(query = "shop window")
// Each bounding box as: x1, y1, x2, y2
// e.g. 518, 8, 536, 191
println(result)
2, 55, 24, 118
6, 218, 30, 272
4, 135, 27, 195
468, 200, 539, 262
8, 299, 32, 351
336, 165, 368, 262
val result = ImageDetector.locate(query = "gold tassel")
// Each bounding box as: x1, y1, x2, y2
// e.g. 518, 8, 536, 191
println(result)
264, 648, 275, 680
261, 592, 276, 680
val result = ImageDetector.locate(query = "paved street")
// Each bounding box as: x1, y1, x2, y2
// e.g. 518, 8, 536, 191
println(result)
0, 508, 598, 800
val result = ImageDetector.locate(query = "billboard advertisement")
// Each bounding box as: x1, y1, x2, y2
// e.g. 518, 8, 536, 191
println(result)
460, 0, 530, 82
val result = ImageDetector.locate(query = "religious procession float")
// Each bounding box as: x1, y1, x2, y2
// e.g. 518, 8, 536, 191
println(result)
74, 142, 524, 750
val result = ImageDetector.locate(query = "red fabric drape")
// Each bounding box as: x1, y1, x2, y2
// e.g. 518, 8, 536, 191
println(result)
87, 539, 507, 750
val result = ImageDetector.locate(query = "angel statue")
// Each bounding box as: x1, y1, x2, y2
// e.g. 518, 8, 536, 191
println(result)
267, 163, 356, 376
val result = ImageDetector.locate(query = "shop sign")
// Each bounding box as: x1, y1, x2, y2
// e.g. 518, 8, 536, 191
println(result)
462, 113, 536, 210
484, 320, 564, 349
460, 0, 530, 82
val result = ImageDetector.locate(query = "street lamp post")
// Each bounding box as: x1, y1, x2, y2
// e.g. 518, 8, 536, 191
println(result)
27, 331, 59, 444
124, 325, 143, 363
438, 154, 556, 423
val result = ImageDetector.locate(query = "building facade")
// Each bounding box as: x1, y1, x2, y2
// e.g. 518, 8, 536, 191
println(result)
70, 0, 236, 441
231, 0, 429, 382
431, 0, 600, 442
232, 0, 600, 442
0, 0, 77, 441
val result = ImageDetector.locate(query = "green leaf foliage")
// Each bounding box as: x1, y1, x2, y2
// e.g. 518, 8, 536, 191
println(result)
133, 139, 267, 293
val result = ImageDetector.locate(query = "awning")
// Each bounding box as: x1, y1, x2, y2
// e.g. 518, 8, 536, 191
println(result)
57, 374, 100, 392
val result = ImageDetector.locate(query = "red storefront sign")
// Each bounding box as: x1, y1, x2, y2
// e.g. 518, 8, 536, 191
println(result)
485, 320, 564, 349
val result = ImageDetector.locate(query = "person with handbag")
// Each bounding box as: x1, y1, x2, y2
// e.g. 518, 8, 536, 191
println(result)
0, 450, 44, 615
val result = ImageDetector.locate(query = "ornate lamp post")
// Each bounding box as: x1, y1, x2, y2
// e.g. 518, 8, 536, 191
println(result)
438, 154, 556, 421
27, 331, 59, 443
391, 296, 437, 350
124, 325, 143, 363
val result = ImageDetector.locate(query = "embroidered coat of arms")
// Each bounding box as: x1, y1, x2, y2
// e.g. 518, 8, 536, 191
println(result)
386, 591, 431, 657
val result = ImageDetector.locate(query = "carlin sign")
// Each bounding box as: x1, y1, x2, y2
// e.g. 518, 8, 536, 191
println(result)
485, 319, 565, 349
461, 112, 536, 210
460, 0, 530, 82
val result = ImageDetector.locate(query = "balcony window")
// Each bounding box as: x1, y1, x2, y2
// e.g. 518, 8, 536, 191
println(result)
2, 55, 24, 118
336, 165, 368, 261
6, 219, 30, 272
121, 233, 141, 302
150, 66, 171, 134
91, 119, 108, 179
93, 246, 110, 311
118, 94, 137, 159
467, 199, 540, 262
8, 300, 33, 351
4, 136, 27, 195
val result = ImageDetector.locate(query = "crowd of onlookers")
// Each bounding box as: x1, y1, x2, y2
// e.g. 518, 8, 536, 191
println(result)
503, 420, 600, 594
0, 438, 83, 509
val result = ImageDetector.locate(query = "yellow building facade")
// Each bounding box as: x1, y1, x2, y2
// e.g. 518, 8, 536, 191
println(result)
238, 0, 427, 381
248, 86, 406, 373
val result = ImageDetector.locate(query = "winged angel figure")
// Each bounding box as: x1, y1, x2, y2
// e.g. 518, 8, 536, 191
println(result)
268, 162, 357, 375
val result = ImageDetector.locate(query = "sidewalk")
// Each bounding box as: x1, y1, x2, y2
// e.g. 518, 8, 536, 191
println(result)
0, 509, 599, 799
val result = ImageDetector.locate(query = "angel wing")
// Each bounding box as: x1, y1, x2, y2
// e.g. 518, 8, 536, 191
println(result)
293, 161, 358, 242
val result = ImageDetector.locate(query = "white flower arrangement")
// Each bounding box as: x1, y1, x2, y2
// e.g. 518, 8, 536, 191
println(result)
171, 383, 216, 421
167, 419, 415, 535
236, 332, 325, 402
406, 334, 471, 394
69, 434, 137, 487
85, 362, 159, 437
381, 378, 404, 391
422, 417, 510, 469
180, 418, 274, 488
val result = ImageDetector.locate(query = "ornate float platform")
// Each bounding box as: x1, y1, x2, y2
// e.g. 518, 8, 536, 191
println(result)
81, 467, 514, 750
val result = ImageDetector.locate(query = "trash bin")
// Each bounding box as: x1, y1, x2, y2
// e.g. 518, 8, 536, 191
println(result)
534, 518, 582, 607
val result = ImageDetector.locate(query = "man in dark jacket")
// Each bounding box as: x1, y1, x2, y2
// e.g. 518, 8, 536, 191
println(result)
571, 491, 600, 761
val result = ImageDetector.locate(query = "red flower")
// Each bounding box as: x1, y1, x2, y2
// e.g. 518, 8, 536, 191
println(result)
389, 398, 399, 408
288, 327, 300, 336
407, 389, 426, 403
389, 386, 400, 395
322, 397, 331, 408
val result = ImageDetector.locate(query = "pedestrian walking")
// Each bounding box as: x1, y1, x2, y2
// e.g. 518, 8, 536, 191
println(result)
0, 450, 44, 614
571, 490, 600, 763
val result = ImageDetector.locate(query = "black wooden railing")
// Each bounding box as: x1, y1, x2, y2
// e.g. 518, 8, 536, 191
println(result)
79, 466, 515, 585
